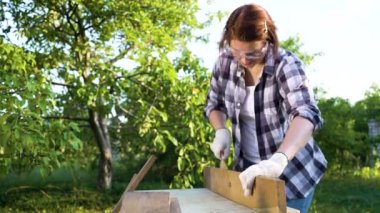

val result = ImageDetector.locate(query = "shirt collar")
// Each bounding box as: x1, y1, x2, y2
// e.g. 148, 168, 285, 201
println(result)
262, 42, 278, 76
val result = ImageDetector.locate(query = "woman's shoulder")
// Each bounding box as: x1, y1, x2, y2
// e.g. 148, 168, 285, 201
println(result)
216, 52, 235, 66
213, 52, 237, 74
275, 48, 303, 65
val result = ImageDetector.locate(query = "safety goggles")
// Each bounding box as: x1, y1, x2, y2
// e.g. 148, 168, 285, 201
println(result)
225, 41, 268, 61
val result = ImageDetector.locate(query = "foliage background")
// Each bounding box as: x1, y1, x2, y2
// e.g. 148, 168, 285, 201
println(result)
1, 0, 380, 212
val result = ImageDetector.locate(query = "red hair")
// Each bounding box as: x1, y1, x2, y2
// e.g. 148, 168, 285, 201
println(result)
219, 4, 279, 57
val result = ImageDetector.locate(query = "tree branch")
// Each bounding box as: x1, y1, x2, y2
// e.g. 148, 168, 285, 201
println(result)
116, 103, 137, 118
64, 0, 79, 36
84, 18, 107, 31
115, 71, 149, 80
43, 115, 89, 122
108, 46, 132, 64
51, 81, 74, 88
1, 88, 25, 95
129, 78, 154, 92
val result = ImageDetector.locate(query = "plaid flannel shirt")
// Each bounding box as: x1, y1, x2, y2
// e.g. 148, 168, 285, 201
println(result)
204, 45, 327, 199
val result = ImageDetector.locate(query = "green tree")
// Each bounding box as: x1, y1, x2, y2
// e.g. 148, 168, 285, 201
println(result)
115, 49, 215, 188
314, 85, 380, 168
314, 97, 368, 167
353, 84, 380, 164
280, 34, 321, 66
353, 84, 380, 131
0, 0, 207, 189
0, 0, 321, 190
0, 38, 81, 176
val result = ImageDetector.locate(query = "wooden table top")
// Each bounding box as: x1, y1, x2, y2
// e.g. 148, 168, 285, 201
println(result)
146, 188, 299, 213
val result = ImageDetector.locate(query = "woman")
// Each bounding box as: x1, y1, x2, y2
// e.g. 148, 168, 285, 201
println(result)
204, 3, 327, 213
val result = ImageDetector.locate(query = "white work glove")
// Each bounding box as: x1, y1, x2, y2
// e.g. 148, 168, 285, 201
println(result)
210, 128, 231, 160
239, 152, 288, 196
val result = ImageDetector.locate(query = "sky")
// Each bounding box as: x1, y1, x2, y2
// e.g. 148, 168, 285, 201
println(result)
191, 0, 380, 103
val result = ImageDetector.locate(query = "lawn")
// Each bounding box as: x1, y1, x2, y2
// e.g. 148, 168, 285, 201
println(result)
1, 166, 379, 212
310, 174, 380, 212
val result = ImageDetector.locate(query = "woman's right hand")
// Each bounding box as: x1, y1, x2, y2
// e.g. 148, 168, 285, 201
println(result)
210, 128, 231, 160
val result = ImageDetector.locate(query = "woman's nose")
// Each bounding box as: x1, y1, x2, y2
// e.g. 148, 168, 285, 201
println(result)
239, 57, 249, 66
239, 57, 255, 69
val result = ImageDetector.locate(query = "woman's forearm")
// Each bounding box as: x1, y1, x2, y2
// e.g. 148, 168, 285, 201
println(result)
277, 116, 314, 160
209, 110, 227, 130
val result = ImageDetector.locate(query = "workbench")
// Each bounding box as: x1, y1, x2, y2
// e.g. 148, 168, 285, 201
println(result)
113, 156, 300, 213
148, 188, 299, 213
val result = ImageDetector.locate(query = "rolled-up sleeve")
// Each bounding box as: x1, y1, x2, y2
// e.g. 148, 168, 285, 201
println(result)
277, 55, 323, 131
204, 58, 228, 119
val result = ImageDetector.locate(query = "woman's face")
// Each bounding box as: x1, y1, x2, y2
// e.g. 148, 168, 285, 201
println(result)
229, 39, 267, 69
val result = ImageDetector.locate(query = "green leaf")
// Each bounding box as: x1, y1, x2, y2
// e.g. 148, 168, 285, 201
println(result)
70, 137, 82, 151
162, 130, 178, 146
68, 122, 80, 132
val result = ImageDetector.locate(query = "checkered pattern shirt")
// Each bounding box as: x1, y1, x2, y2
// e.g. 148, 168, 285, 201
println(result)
204, 45, 327, 199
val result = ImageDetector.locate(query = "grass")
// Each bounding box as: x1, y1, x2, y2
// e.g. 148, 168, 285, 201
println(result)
311, 174, 380, 212
1, 166, 379, 212
0, 162, 170, 213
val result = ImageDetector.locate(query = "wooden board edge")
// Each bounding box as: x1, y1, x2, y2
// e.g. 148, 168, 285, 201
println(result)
204, 166, 286, 212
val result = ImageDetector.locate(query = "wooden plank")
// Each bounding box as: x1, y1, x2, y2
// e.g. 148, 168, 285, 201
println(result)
126, 155, 157, 191
204, 167, 286, 213
125, 174, 137, 192
120, 192, 170, 213
113, 155, 157, 213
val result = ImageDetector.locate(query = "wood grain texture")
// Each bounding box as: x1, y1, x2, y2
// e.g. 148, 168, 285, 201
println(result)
120, 192, 170, 213
125, 155, 157, 191
204, 167, 287, 213
113, 155, 157, 213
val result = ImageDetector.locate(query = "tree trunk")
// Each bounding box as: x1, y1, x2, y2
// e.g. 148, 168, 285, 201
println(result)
89, 109, 113, 189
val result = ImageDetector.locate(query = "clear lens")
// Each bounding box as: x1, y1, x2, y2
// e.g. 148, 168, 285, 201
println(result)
225, 42, 267, 61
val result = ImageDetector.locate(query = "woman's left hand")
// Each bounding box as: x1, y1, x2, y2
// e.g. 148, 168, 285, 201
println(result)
239, 152, 288, 196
